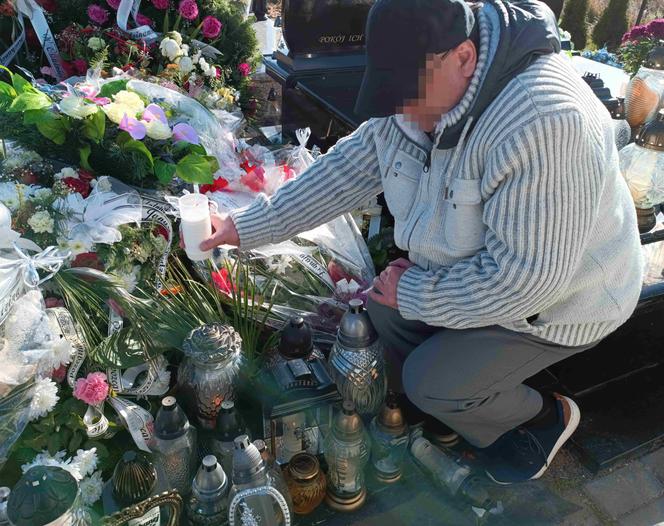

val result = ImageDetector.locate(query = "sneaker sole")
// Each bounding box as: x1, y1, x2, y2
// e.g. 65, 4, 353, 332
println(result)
486, 395, 581, 485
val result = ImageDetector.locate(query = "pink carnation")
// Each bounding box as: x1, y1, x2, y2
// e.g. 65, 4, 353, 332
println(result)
178, 0, 198, 20
136, 13, 153, 26
106, 0, 120, 9
151, 0, 169, 9
201, 16, 222, 39
74, 372, 109, 405
238, 62, 251, 77
87, 4, 109, 25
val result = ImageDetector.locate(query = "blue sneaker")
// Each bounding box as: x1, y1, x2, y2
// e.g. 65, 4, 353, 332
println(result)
484, 394, 580, 485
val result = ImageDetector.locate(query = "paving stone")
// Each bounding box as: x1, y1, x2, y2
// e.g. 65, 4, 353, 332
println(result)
557, 508, 603, 526
584, 462, 664, 519
642, 448, 664, 484
619, 496, 664, 526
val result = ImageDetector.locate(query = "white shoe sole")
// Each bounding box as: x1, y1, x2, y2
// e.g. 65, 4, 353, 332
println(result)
486, 395, 581, 485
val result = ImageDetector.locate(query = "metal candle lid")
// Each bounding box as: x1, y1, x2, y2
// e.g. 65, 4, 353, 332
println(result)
193, 455, 228, 497
278, 316, 314, 360
636, 109, 664, 152
7, 466, 78, 526
215, 400, 245, 441
288, 453, 320, 482
377, 392, 407, 436
155, 396, 190, 440
231, 436, 266, 485
111, 451, 157, 506
182, 323, 243, 364
337, 299, 378, 349
332, 401, 365, 441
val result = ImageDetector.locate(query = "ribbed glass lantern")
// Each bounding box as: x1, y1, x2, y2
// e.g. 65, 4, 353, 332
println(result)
625, 45, 664, 128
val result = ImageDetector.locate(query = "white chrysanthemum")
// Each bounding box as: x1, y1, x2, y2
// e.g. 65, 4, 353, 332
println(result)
55, 167, 79, 180
22, 450, 83, 480
29, 377, 59, 421
79, 471, 104, 505
0, 182, 20, 211
72, 448, 98, 477
144, 119, 172, 140
159, 37, 181, 61
30, 187, 52, 202
60, 97, 99, 120
177, 56, 194, 74
113, 265, 140, 293
28, 210, 54, 233
34, 336, 73, 376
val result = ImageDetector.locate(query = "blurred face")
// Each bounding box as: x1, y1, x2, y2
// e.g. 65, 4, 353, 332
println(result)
400, 39, 478, 133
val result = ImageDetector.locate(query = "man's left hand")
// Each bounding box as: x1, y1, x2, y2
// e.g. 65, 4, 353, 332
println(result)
368, 258, 415, 309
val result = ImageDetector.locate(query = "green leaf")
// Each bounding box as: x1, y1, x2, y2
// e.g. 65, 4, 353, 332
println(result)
23, 109, 46, 124
68, 432, 83, 454
79, 145, 92, 170
154, 159, 176, 185
47, 433, 62, 456
175, 153, 218, 184
8, 91, 51, 113
35, 113, 70, 145
87, 328, 148, 368
11, 74, 35, 94
98, 79, 128, 99
121, 137, 154, 169
0, 80, 16, 106
81, 109, 105, 143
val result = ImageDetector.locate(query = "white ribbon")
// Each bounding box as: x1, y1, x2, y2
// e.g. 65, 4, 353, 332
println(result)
0, 244, 69, 325
0, 21, 25, 67
140, 194, 174, 290
116, 0, 159, 43
14, 0, 65, 80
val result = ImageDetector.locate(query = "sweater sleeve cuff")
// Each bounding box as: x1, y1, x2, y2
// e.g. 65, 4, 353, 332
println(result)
397, 266, 425, 321
228, 194, 276, 250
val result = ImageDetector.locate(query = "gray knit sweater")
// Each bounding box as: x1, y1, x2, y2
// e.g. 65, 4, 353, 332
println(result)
230, 8, 643, 347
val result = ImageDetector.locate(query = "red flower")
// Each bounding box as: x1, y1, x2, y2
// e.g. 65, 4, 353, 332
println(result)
50, 365, 68, 383
63, 176, 91, 197
77, 169, 95, 182
73, 59, 89, 75
201, 16, 222, 39
238, 62, 251, 77
240, 166, 265, 193
178, 0, 198, 20
153, 224, 170, 240
282, 165, 296, 181
71, 252, 103, 270
211, 268, 234, 294
200, 177, 229, 194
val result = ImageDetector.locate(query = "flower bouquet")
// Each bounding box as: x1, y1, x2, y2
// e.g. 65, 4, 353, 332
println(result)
619, 19, 664, 76
0, 68, 225, 189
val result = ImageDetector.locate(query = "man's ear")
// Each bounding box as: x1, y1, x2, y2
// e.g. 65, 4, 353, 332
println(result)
455, 39, 477, 78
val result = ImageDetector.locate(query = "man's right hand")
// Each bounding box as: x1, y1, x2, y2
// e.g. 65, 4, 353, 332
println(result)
199, 213, 240, 250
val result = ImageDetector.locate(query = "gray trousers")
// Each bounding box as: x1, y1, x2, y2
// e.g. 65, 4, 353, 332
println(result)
366, 299, 596, 448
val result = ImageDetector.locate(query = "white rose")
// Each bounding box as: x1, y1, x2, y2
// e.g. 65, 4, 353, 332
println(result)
192, 50, 202, 63
165, 31, 182, 45
87, 37, 105, 51
60, 96, 99, 120
55, 167, 78, 180
204, 66, 217, 78
178, 56, 194, 74
27, 210, 54, 233
144, 119, 172, 140
159, 37, 181, 62
180, 44, 189, 56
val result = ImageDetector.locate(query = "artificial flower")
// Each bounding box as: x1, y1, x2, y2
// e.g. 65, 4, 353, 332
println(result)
178, 0, 198, 20
72, 448, 98, 477
172, 122, 199, 144
87, 4, 109, 25
238, 62, 251, 77
152, 0, 169, 9
60, 96, 98, 119
80, 471, 104, 505
178, 56, 195, 74
55, 167, 79, 180
119, 113, 147, 140
160, 37, 181, 61
73, 372, 109, 405
88, 36, 105, 51
144, 119, 172, 140
201, 16, 222, 39
142, 103, 168, 124
29, 377, 59, 421
28, 210, 54, 233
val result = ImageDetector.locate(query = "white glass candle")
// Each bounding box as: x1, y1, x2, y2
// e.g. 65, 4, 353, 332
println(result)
179, 193, 213, 261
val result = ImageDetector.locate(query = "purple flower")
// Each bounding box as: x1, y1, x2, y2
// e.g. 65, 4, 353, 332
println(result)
201, 16, 222, 39
142, 103, 168, 124
647, 19, 664, 39
106, 0, 120, 9
238, 62, 251, 77
119, 113, 147, 140
87, 4, 110, 25
178, 0, 198, 20
172, 122, 199, 144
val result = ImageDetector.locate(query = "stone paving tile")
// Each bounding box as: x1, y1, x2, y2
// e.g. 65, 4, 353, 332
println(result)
584, 462, 664, 520
642, 448, 664, 485
557, 508, 604, 526
618, 496, 664, 526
